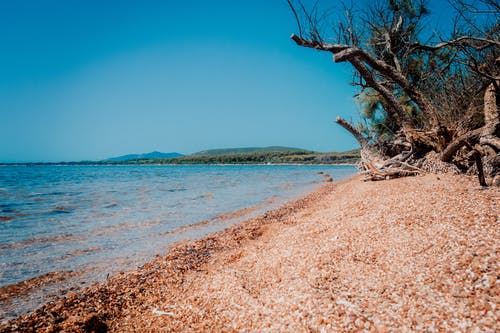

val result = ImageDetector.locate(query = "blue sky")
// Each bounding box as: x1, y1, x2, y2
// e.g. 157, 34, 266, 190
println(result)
0, 0, 453, 162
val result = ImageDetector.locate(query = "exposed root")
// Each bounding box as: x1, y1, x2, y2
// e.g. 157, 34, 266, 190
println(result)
362, 159, 422, 181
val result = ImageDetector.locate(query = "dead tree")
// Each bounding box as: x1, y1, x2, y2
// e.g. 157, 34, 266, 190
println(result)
287, 0, 499, 184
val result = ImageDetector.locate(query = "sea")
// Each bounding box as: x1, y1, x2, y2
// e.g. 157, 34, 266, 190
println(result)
0, 164, 356, 320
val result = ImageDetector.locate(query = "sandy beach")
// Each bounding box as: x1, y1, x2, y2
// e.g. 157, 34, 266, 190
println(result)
1, 173, 498, 332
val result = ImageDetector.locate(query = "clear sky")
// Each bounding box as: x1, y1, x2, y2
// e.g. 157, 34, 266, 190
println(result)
0, 0, 453, 162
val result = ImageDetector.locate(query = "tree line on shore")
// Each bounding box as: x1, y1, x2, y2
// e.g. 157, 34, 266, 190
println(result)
2, 150, 360, 165
124, 150, 360, 165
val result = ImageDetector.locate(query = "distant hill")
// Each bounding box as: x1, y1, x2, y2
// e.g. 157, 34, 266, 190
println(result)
129, 148, 360, 165
97, 147, 360, 165
3, 148, 359, 166
105, 151, 183, 162
193, 146, 315, 156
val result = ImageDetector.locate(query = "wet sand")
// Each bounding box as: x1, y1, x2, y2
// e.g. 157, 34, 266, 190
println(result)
0, 192, 280, 321
1, 174, 498, 332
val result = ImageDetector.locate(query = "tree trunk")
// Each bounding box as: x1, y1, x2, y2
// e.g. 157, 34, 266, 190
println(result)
480, 82, 500, 151
442, 82, 499, 161
335, 117, 368, 147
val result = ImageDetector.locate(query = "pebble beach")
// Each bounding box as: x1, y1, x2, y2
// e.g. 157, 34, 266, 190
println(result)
1, 173, 498, 332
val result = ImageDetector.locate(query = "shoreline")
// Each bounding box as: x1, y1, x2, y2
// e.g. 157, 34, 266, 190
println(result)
0, 163, 359, 167
0, 176, 345, 327
0, 192, 287, 321
0, 170, 340, 322
1, 173, 498, 331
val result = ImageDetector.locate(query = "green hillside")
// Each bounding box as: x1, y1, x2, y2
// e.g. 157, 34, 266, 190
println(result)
192, 146, 314, 156
126, 149, 360, 165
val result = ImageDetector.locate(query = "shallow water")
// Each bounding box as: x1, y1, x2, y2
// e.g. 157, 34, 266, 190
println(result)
0, 164, 356, 319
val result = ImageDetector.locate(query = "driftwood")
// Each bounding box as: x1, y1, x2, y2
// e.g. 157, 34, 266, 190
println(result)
287, 2, 499, 185
291, 33, 464, 182
362, 160, 421, 181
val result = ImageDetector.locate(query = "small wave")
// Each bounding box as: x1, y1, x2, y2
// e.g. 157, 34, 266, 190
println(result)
158, 201, 270, 238
212, 204, 264, 222
273, 183, 296, 190
0, 208, 15, 214
0, 203, 12, 207
45, 191, 67, 196
28, 191, 66, 197
86, 218, 162, 237
166, 188, 187, 193
0, 190, 12, 198
47, 206, 75, 215
0, 212, 30, 221
265, 195, 279, 204
0, 233, 79, 250
0, 270, 80, 302
158, 219, 212, 236
66, 247, 102, 256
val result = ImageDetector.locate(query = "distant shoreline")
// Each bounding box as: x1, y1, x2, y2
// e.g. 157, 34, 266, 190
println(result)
0, 162, 359, 167
1, 148, 360, 166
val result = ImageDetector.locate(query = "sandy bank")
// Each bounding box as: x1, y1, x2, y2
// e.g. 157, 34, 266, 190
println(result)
1, 174, 498, 332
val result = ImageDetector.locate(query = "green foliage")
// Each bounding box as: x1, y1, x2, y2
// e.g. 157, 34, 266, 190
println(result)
356, 89, 398, 143
113, 149, 360, 165
192, 146, 312, 155
3, 149, 360, 166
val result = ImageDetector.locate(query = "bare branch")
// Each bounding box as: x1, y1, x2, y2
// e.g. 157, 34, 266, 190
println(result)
411, 36, 500, 51
290, 33, 350, 52
291, 34, 439, 125
286, 0, 303, 37
335, 117, 368, 147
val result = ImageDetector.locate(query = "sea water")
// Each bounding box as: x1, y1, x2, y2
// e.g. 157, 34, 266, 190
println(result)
0, 164, 356, 319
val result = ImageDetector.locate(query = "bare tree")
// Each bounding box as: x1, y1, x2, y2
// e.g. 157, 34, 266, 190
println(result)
287, 0, 499, 184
